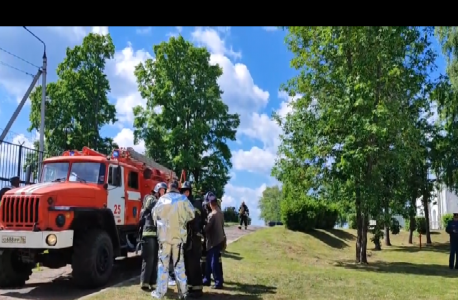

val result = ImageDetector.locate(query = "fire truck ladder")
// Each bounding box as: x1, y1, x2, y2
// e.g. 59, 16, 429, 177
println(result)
126, 147, 178, 180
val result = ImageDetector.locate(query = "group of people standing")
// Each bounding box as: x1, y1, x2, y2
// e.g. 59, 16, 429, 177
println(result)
138, 180, 225, 300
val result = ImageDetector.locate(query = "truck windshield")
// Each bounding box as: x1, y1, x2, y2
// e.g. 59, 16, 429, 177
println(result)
69, 162, 106, 184
41, 162, 106, 184
42, 162, 69, 182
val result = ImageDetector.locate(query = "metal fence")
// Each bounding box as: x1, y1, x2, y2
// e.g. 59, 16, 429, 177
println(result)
0, 140, 52, 188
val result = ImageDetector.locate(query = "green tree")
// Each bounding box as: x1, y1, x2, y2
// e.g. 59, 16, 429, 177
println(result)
28, 33, 118, 155
133, 36, 240, 198
258, 186, 282, 224
273, 27, 436, 263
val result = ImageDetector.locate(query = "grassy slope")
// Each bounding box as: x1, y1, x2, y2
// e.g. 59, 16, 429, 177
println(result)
88, 227, 457, 300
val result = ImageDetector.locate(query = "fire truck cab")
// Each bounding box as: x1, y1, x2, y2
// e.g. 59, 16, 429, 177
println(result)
0, 147, 175, 289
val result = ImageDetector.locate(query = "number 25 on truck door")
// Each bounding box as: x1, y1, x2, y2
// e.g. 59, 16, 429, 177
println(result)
113, 204, 121, 215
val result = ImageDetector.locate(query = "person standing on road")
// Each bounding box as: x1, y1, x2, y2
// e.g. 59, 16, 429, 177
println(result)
151, 180, 195, 300
181, 181, 204, 298
203, 194, 225, 290
446, 212, 458, 269
139, 182, 167, 290
238, 201, 249, 230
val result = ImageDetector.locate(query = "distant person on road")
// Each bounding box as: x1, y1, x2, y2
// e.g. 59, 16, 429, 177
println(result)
238, 201, 249, 230
446, 213, 458, 269
151, 180, 195, 300
139, 182, 167, 290
203, 194, 225, 290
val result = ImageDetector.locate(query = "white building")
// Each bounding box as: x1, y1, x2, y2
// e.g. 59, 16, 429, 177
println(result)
416, 184, 458, 230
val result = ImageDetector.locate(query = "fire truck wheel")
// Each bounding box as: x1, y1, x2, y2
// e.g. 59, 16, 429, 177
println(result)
71, 229, 114, 288
0, 249, 33, 288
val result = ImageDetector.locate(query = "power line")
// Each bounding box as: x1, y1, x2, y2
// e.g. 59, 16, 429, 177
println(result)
0, 46, 40, 69
0, 60, 34, 77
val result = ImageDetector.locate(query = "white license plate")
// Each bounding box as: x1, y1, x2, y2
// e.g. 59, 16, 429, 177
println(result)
2, 236, 26, 244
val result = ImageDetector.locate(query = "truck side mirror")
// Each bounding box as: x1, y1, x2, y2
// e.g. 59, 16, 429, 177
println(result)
114, 166, 122, 186
25, 165, 32, 185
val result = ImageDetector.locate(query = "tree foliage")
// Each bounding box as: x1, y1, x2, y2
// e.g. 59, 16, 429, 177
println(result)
258, 186, 282, 224
133, 36, 240, 198
274, 27, 437, 263
28, 33, 118, 155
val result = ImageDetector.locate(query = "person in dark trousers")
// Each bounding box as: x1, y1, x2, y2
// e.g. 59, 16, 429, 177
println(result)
238, 201, 249, 230
10, 176, 20, 188
446, 213, 458, 269
203, 194, 225, 289
181, 181, 204, 298
139, 182, 167, 290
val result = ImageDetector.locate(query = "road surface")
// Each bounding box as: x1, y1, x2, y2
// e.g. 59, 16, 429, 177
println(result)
0, 225, 263, 300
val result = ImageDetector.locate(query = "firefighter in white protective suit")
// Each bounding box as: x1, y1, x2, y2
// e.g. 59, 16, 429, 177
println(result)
151, 180, 196, 300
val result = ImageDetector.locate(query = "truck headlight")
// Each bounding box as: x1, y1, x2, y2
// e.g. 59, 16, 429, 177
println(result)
46, 234, 57, 246
55, 214, 65, 227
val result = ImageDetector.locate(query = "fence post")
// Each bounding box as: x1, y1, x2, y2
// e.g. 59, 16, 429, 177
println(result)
17, 144, 23, 179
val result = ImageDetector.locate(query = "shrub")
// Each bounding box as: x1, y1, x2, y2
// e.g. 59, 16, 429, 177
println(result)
442, 213, 453, 228
223, 208, 238, 223
281, 196, 338, 232
390, 218, 401, 235
415, 216, 427, 234
348, 214, 357, 229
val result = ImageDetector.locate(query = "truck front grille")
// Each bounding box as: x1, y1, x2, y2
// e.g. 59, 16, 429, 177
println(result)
1, 196, 40, 227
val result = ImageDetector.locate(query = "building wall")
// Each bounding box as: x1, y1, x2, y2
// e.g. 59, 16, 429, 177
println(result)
416, 185, 458, 230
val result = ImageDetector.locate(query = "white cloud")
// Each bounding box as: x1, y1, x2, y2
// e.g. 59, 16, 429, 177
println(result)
113, 128, 145, 153
232, 146, 276, 174
91, 26, 109, 36
176, 27, 183, 33
136, 27, 152, 35
233, 91, 300, 175
192, 27, 242, 60
106, 43, 152, 124
262, 27, 279, 32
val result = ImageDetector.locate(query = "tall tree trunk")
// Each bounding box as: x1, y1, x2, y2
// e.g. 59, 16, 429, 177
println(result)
422, 190, 432, 244
408, 196, 416, 244
355, 186, 362, 263
384, 200, 391, 246
360, 212, 368, 264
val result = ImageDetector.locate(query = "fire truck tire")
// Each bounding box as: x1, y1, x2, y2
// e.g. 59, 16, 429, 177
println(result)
71, 229, 114, 288
0, 249, 33, 288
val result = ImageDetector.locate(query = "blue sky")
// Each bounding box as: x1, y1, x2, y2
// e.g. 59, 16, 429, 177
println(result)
0, 26, 296, 225
0, 27, 448, 226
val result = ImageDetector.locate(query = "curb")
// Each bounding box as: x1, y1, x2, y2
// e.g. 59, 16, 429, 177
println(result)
78, 227, 261, 300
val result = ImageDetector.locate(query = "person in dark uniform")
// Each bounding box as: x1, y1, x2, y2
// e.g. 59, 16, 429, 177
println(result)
238, 201, 249, 230
181, 181, 204, 298
139, 182, 167, 290
10, 176, 20, 188
446, 213, 458, 269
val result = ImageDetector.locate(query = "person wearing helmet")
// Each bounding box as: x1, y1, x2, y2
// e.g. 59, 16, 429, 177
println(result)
181, 181, 204, 298
238, 201, 249, 230
139, 182, 167, 290
151, 180, 195, 300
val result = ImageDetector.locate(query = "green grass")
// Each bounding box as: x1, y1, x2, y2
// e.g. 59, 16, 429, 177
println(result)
87, 227, 457, 300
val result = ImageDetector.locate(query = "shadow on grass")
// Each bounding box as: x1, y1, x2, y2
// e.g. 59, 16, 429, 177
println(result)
327, 229, 356, 241
334, 259, 458, 278
222, 251, 243, 261
308, 230, 349, 249
0, 256, 142, 300
220, 281, 276, 296
390, 243, 450, 254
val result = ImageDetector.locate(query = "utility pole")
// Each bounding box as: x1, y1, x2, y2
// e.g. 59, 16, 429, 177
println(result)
0, 70, 42, 142
23, 27, 47, 180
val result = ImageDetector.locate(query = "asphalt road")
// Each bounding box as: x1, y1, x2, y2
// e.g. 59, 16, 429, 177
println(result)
0, 225, 263, 300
